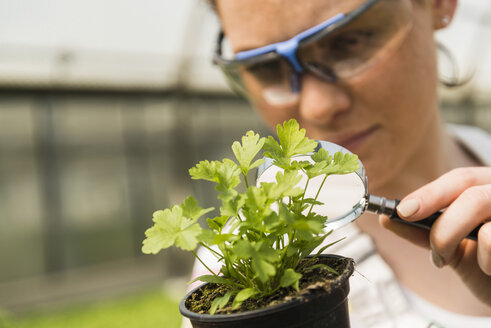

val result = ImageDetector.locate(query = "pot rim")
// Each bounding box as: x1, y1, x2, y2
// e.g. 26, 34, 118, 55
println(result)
179, 254, 354, 323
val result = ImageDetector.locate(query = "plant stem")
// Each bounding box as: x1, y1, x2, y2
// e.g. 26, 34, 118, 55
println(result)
243, 172, 249, 188
192, 250, 217, 276
301, 177, 310, 203
279, 230, 295, 264
199, 242, 223, 260
234, 261, 255, 288
222, 249, 243, 283
308, 174, 328, 216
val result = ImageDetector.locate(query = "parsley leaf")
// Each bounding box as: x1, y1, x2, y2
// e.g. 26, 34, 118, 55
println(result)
189, 160, 220, 183
232, 288, 259, 310
210, 291, 234, 314
220, 193, 245, 217
306, 149, 360, 178
142, 206, 203, 253
233, 240, 278, 283
232, 130, 266, 177
190, 158, 241, 202
279, 269, 302, 291
181, 196, 214, 221
264, 119, 317, 162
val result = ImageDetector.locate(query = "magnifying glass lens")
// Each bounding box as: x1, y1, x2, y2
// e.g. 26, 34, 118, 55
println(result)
312, 173, 365, 219
257, 155, 366, 222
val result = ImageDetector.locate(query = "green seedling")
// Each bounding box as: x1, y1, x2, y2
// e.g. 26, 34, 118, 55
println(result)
142, 119, 359, 314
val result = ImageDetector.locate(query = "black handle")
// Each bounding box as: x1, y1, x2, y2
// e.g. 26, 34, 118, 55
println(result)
390, 199, 480, 241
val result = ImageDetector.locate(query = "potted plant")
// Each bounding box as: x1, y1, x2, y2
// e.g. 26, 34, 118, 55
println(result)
142, 119, 359, 328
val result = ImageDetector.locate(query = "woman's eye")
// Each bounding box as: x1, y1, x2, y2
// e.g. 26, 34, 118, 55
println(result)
243, 60, 284, 82
246, 61, 280, 75
332, 30, 374, 48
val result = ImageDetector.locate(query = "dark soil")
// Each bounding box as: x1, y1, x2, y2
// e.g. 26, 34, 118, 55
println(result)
185, 256, 352, 315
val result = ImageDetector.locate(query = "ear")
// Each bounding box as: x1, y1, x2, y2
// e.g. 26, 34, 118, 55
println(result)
432, 0, 458, 30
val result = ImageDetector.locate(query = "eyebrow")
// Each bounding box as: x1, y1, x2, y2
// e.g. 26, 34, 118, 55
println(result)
235, 13, 346, 59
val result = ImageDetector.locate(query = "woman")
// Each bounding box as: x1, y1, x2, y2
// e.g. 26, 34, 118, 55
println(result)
190, 0, 491, 325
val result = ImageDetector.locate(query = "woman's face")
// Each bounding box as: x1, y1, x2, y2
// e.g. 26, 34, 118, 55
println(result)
216, 0, 441, 189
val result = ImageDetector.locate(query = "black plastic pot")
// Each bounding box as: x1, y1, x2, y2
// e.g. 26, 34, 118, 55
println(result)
179, 254, 355, 328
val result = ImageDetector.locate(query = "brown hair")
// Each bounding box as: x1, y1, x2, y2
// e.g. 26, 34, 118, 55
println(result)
207, 0, 217, 11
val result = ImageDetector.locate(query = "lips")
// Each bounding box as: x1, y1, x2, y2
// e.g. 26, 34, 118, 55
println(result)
327, 125, 380, 152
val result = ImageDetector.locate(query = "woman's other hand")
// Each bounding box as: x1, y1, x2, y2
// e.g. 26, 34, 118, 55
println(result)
380, 167, 491, 306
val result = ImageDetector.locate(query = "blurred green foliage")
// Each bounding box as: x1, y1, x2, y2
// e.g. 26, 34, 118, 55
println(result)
0, 289, 181, 328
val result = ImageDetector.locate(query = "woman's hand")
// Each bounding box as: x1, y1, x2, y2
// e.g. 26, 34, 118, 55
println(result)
379, 167, 491, 306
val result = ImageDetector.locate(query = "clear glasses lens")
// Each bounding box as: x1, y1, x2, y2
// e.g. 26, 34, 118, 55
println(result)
239, 57, 298, 106
298, 0, 413, 80
219, 0, 412, 107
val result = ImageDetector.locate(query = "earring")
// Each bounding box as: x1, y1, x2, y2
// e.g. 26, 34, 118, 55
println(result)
441, 15, 451, 26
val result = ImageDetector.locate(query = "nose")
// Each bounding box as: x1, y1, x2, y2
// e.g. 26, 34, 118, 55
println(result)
298, 74, 352, 125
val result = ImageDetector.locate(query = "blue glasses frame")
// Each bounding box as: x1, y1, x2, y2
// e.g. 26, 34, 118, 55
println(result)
235, 14, 345, 72
213, 0, 381, 93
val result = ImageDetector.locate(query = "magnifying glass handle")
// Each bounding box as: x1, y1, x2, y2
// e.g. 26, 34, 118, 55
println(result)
367, 195, 480, 241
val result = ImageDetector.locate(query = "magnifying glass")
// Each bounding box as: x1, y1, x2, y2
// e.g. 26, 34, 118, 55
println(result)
256, 140, 480, 241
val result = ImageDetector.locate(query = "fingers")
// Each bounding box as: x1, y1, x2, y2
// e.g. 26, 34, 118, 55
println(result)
380, 167, 491, 306
396, 167, 491, 221
478, 222, 491, 275
429, 184, 491, 267
394, 167, 491, 270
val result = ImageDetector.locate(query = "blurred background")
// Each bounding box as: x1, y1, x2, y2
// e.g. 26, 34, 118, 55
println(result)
0, 0, 490, 327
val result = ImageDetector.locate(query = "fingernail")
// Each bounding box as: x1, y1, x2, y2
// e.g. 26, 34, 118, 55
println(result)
430, 249, 445, 268
397, 199, 420, 218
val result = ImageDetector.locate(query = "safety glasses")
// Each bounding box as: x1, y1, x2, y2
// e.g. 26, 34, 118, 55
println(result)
213, 0, 413, 106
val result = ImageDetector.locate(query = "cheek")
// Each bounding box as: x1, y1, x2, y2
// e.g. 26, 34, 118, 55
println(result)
354, 17, 438, 122
251, 100, 298, 132
348, 11, 439, 187
382, 13, 439, 143
241, 73, 298, 131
